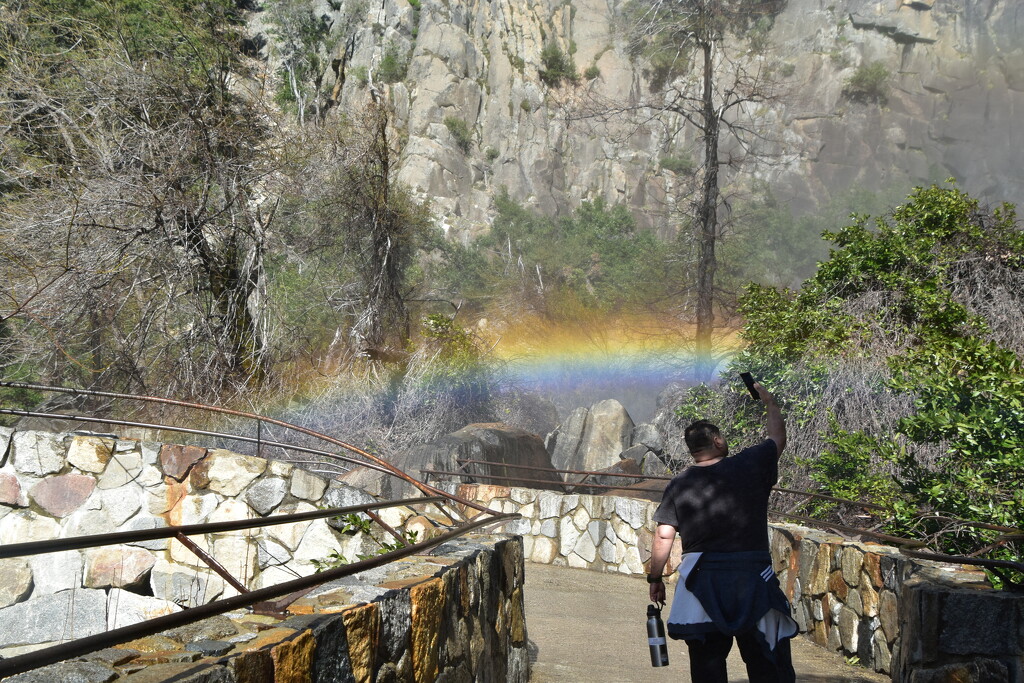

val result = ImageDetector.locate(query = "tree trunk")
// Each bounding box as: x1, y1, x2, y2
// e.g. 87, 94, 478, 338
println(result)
695, 38, 719, 379
357, 101, 410, 357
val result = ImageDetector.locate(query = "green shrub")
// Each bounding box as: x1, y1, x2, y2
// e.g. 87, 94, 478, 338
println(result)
520, 98, 532, 113
378, 41, 409, 83
659, 154, 695, 175
444, 116, 473, 153
485, 147, 499, 162
775, 62, 796, 78
583, 64, 601, 80
844, 61, 889, 103
350, 65, 369, 87
539, 42, 578, 87
449, 192, 673, 313
828, 50, 851, 69
675, 184, 1024, 571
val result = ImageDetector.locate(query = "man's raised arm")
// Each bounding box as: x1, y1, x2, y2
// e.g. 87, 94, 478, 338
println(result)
755, 383, 786, 455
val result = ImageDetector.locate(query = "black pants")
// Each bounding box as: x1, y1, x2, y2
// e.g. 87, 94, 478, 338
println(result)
685, 630, 795, 683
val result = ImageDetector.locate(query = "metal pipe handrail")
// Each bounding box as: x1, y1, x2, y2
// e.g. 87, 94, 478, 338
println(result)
420, 468, 664, 492
771, 486, 892, 512
455, 458, 671, 480
427, 468, 895, 513
454, 460, 893, 511
0, 496, 445, 559
0, 408, 385, 475
901, 548, 1024, 574
0, 382, 499, 519
770, 510, 927, 547
0, 512, 520, 680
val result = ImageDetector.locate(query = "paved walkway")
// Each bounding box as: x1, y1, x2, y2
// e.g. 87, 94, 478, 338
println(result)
523, 563, 891, 682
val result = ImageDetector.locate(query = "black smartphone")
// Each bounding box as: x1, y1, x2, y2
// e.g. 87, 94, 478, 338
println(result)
739, 372, 759, 400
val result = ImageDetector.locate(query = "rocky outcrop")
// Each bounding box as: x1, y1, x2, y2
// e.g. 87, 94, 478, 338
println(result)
544, 398, 673, 483
253, 0, 1024, 241
546, 398, 635, 474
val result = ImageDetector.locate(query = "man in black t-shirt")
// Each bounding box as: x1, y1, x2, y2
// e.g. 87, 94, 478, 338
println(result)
646, 382, 797, 683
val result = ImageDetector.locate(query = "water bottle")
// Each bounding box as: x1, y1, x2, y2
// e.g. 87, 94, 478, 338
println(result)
647, 603, 669, 667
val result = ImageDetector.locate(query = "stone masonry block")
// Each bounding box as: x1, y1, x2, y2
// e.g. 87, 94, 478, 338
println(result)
270, 630, 315, 683
410, 578, 445, 683
0, 589, 107, 647
12, 431, 65, 476
940, 590, 1021, 656
0, 427, 12, 466
67, 436, 115, 473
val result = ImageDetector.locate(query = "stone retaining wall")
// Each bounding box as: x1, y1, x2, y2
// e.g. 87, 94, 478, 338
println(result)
0, 428, 451, 655
449, 483, 1024, 682
0, 428, 527, 681
4, 534, 528, 683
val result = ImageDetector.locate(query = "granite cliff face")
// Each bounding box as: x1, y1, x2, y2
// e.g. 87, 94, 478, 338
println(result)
254, 0, 1023, 238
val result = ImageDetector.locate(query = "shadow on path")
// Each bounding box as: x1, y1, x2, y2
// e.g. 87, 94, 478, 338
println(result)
524, 563, 890, 682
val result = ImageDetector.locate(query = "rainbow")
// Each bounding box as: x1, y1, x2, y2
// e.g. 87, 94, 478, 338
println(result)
480, 315, 745, 420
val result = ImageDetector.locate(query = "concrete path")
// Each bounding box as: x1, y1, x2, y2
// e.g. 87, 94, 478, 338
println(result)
524, 563, 891, 682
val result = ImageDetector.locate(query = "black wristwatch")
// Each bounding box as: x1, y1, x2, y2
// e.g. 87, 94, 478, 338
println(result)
647, 574, 663, 583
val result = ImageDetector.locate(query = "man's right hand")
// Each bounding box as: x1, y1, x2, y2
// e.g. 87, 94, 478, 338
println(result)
649, 580, 666, 606
754, 382, 775, 404
755, 382, 787, 454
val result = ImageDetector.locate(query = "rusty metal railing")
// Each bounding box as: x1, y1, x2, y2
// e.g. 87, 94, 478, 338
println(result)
424, 460, 1024, 574
0, 497, 446, 559
0, 509, 519, 679
0, 381, 527, 677
0, 382, 500, 520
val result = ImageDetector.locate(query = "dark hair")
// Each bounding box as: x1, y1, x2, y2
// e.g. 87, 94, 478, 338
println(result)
685, 420, 721, 453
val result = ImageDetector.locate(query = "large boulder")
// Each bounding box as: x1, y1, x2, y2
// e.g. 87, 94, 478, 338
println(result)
581, 457, 642, 490
342, 423, 563, 498
547, 399, 634, 475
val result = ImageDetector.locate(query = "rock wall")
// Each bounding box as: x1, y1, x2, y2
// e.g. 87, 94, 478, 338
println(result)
0, 428, 451, 656
254, 0, 1024, 239
2, 535, 528, 683
450, 483, 1024, 681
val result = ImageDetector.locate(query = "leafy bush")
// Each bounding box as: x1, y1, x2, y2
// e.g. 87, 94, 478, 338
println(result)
539, 42, 578, 87
584, 64, 601, 80
775, 62, 796, 78
443, 116, 473, 153
485, 147, 500, 162
675, 184, 1024, 568
659, 154, 695, 175
378, 41, 409, 83
844, 61, 890, 103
